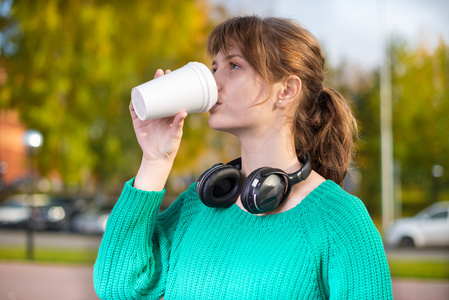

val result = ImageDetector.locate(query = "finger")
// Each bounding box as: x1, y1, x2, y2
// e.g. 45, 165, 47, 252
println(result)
172, 111, 188, 130
130, 107, 138, 119
129, 100, 141, 120
165, 69, 171, 75
129, 100, 135, 116
154, 69, 164, 79
174, 111, 188, 122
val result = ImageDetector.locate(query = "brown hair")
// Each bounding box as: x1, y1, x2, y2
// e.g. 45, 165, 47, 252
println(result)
207, 16, 358, 185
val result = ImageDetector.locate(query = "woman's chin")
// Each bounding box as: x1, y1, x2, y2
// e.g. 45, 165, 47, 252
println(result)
208, 115, 229, 132
208, 118, 223, 132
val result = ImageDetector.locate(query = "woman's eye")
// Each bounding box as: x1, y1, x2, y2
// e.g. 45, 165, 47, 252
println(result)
230, 62, 240, 69
210, 62, 239, 74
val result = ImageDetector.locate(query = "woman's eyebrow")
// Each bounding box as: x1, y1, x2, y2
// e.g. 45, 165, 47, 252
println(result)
212, 53, 245, 66
225, 53, 245, 60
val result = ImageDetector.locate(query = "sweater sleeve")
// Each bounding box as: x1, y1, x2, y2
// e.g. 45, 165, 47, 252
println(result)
93, 178, 184, 300
326, 193, 393, 299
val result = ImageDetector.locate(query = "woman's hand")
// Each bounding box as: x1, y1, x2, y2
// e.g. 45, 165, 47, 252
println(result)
131, 69, 188, 191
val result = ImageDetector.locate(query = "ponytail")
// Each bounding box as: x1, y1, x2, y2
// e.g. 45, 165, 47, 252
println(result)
294, 87, 358, 185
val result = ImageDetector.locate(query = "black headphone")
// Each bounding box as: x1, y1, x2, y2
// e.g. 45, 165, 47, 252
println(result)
196, 152, 312, 214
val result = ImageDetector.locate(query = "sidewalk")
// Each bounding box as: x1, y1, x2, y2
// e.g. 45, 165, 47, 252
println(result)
392, 279, 449, 300
0, 262, 99, 300
1, 261, 449, 300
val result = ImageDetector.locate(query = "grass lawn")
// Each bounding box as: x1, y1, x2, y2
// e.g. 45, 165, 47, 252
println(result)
0, 246, 98, 265
387, 258, 449, 280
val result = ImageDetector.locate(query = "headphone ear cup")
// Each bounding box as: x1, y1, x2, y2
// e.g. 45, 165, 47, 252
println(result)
241, 167, 288, 214
240, 168, 265, 214
197, 165, 243, 208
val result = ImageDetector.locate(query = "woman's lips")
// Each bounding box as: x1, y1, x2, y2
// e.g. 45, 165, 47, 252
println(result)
211, 102, 222, 110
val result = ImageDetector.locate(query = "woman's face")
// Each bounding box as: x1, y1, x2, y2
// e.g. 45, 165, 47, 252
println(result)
208, 44, 278, 135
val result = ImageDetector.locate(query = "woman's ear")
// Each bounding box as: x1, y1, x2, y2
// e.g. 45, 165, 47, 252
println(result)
276, 75, 302, 107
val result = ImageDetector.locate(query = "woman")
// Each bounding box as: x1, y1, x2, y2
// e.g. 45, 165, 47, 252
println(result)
94, 16, 392, 299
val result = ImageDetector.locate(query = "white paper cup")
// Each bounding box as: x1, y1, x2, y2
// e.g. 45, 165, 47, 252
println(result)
131, 62, 218, 120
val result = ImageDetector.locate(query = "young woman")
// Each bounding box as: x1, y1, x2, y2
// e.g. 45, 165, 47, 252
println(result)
94, 16, 392, 299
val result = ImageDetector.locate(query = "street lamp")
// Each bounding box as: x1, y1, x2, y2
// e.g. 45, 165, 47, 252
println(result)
23, 129, 43, 189
23, 129, 43, 260
23, 130, 43, 149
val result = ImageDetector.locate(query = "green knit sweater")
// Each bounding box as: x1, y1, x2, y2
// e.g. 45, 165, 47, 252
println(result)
93, 179, 392, 299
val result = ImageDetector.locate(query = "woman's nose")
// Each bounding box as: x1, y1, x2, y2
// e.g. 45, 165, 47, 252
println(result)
213, 73, 222, 92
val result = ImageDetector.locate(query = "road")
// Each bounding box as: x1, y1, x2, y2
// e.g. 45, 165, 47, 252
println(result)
1, 229, 449, 300
385, 246, 449, 261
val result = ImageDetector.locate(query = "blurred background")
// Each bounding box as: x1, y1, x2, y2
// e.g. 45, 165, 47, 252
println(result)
0, 0, 448, 299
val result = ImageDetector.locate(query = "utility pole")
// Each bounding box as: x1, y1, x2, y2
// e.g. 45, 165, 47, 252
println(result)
379, 0, 394, 232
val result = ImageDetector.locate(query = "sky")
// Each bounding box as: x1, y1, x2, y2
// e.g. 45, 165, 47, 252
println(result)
211, 0, 449, 70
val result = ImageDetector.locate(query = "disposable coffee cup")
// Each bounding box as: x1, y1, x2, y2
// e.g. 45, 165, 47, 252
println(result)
131, 62, 218, 120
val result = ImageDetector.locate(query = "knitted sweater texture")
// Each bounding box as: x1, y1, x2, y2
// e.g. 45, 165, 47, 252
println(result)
94, 179, 392, 299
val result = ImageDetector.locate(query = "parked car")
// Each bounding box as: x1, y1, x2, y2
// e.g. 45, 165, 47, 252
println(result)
0, 194, 49, 229
38, 196, 87, 231
0, 194, 85, 231
70, 204, 112, 234
386, 201, 449, 248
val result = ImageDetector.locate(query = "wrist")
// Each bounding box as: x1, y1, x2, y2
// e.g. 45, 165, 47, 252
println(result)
134, 157, 174, 192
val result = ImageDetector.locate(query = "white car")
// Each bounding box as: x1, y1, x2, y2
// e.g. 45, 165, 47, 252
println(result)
0, 194, 50, 228
386, 201, 449, 248
70, 205, 111, 234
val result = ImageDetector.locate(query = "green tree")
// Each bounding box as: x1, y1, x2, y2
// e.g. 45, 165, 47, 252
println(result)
390, 38, 449, 214
326, 63, 383, 217
329, 38, 449, 220
0, 0, 224, 194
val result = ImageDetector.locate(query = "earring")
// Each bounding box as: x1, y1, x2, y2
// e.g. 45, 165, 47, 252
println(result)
278, 100, 283, 104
